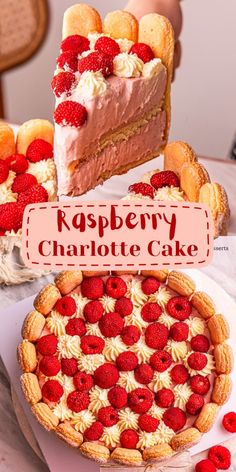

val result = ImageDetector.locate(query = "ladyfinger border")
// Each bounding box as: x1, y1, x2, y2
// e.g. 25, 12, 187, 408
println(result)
18, 269, 233, 465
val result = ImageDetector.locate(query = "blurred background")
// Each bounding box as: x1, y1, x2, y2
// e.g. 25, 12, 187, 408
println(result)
1, 0, 236, 158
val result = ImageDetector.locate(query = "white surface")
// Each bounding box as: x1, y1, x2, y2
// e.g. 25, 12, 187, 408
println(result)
0, 270, 236, 471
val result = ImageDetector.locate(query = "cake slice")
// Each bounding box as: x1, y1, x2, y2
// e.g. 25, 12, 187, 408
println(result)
52, 4, 174, 196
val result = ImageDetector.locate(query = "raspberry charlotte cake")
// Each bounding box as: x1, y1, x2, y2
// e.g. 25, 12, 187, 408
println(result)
124, 141, 230, 238
52, 4, 174, 196
18, 270, 233, 466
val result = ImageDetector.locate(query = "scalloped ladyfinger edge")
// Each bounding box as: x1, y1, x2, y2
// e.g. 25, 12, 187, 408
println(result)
194, 403, 219, 433
34, 283, 61, 316
143, 443, 173, 462
21, 310, 46, 341
171, 427, 202, 451
56, 422, 83, 448
208, 314, 230, 344
79, 442, 110, 463
31, 402, 59, 431
83, 271, 109, 277
191, 291, 216, 319
20, 373, 42, 405
111, 447, 143, 466
16, 119, 54, 155
211, 374, 232, 405
62, 4, 102, 39
54, 270, 83, 294
112, 270, 138, 276
104, 10, 139, 42
180, 161, 210, 202
167, 270, 196, 297
18, 341, 37, 373
214, 343, 234, 374
164, 141, 198, 178
141, 270, 168, 282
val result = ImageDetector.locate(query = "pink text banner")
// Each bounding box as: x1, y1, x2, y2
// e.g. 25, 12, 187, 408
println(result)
21, 201, 213, 270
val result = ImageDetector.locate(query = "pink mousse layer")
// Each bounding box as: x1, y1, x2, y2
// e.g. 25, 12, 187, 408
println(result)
58, 110, 166, 196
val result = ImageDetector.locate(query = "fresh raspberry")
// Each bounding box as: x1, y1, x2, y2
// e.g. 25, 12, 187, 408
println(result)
81, 276, 104, 299
0, 160, 9, 183
141, 303, 162, 322
108, 386, 128, 409
141, 277, 160, 295
37, 334, 58, 356
190, 375, 210, 395
94, 363, 119, 389
188, 352, 207, 371
6, 154, 28, 174
129, 43, 154, 63
167, 296, 191, 321
120, 429, 139, 449
55, 296, 76, 316
12, 173, 38, 194
116, 352, 138, 371
99, 312, 124, 337
150, 351, 172, 372
51, 71, 76, 98
155, 388, 174, 408
128, 388, 153, 414
0, 202, 24, 232
121, 325, 141, 346
134, 364, 154, 384
84, 421, 104, 441
150, 170, 180, 189
80, 335, 105, 354
115, 297, 133, 317
128, 182, 155, 199
84, 300, 104, 323
65, 318, 86, 336
222, 412, 236, 433
170, 322, 189, 342
145, 322, 169, 349
0, 230, 5, 236
95, 36, 120, 58
57, 51, 78, 72
98, 406, 119, 427
18, 184, 48, 206
195, 459, 216, 472
73, 371, 94, 391
138, 414, 159, 432
105, 277, 127, 299
54, 101, 87, 128
39, 356, 61, 377
171, 365, 189, 384
26, 139, 53, 163
191, 335, 210, 353
60, 34, 90, 55
61, 358, 78, 376
78, 51, 113, 77
42, 380, 63, 402
208, 445, 231, 470
186, 393, 204, 415
67, 390, 90, 413
163, 407, 186, 432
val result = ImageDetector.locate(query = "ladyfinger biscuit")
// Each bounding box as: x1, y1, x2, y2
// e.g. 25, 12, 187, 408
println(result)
34, 284, 61, 316
16, 119, 54, 155
104, 11, 138, 42
214, 343, 233, 374
80, 442, 110, 463
83, 271, 109, 277
167, 271, 196, 297
211, 374, 232, 405
21, 310, 45, 341
112, 270, 138, 276
62, 4, 102, 39
191, 291, 216, 319
31, 403, 59, 431
199, 183, 230, 237
0, 123, 15, 159
164, 141, 197, 178
208, 314, 230, 344
171, 428, 202, 451
143, 443, 173, 462
56, 423, 83, 447
20, 373, 42, 405
180, 162, 210, 202
111, 448, 142, 466
18, 340, 37, 373
55, 270, 83, 295
194, 403, 219, 433
141, 270, 168, 282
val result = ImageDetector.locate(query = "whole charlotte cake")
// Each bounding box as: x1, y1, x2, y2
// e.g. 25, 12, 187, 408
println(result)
18, 270, 233, 466
52, 4, 174, 196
